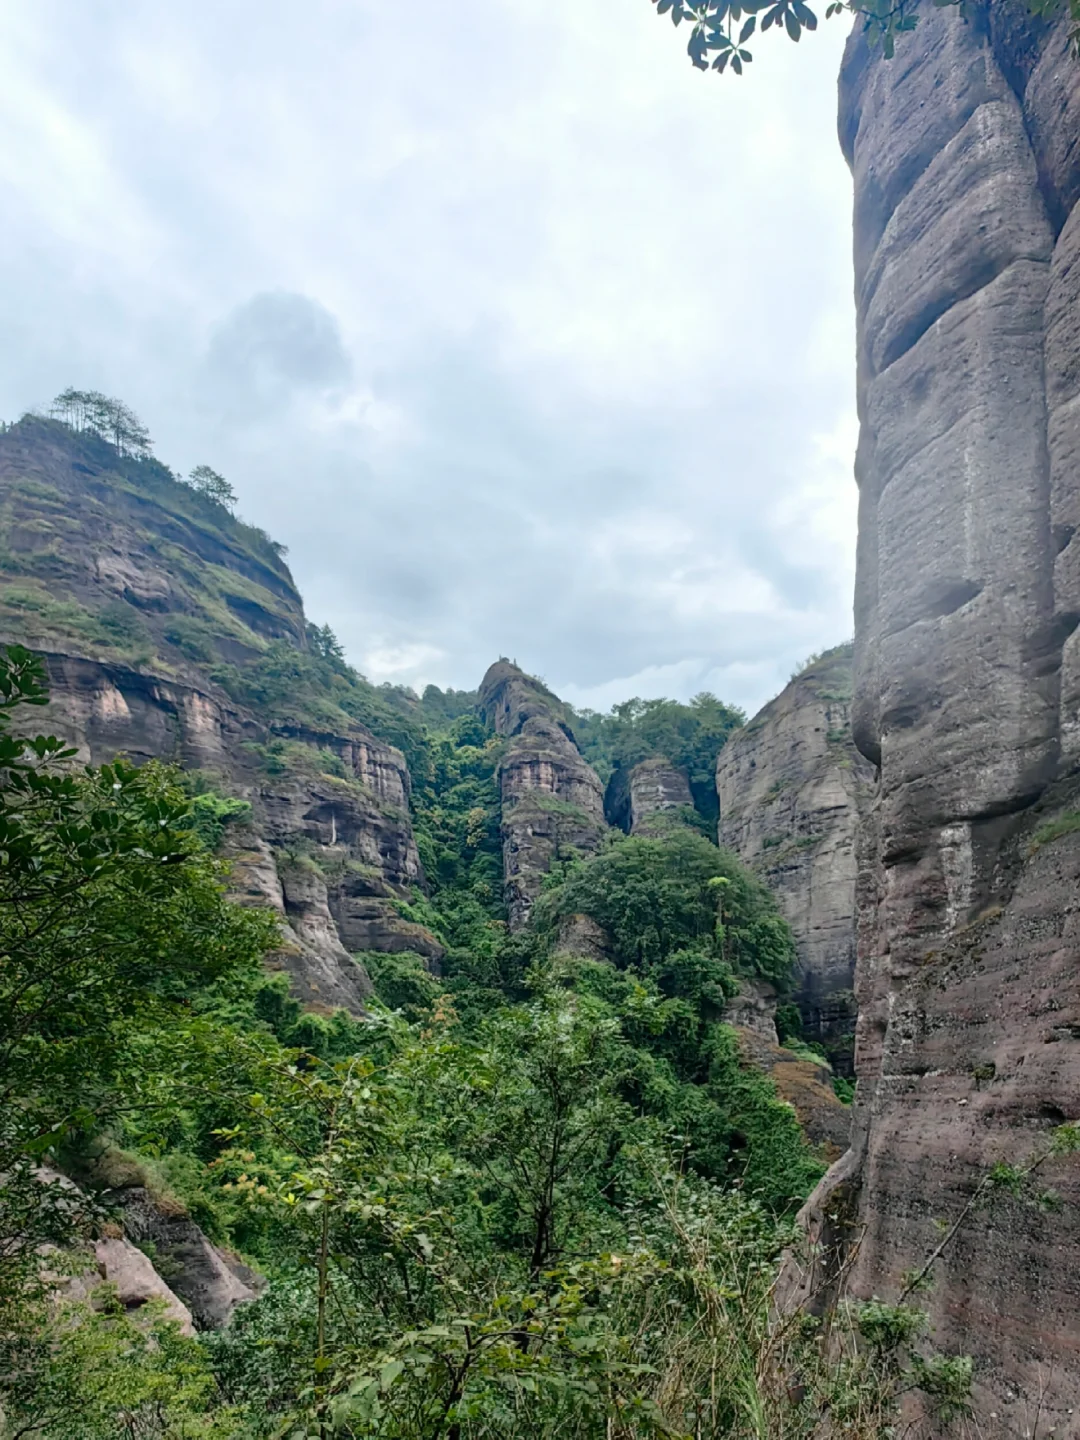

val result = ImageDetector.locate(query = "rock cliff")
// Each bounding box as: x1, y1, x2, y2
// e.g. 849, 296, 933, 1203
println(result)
0, 417, 440, 1013
604, 756, 695, 835
478, 661, 607, 929
798, 9, 1080, 1426
716, 645, 871, 1069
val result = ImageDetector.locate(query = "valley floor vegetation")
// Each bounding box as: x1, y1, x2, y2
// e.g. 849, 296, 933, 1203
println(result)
0, 644, 978, 1438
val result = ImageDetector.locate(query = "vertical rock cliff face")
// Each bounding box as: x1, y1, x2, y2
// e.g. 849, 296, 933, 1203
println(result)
478, 661, 607, 929
0, 418, 440, 1014
716, 646, 871, 1068
605, 757, 694, 835
806, 10, 1080, 1426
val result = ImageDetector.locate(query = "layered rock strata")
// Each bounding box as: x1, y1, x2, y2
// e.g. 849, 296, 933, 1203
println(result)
478, 661, 607, 929
605, 757, 694, 835
798, 10, 1080, 1427
0, 419, 439, 1013
716, 645, 871, 1068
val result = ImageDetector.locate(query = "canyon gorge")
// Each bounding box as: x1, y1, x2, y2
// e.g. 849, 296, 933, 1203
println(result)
5, 3, 1080, 1430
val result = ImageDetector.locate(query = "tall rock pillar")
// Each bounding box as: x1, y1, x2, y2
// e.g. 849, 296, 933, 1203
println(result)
800, 7, 1080, 1427
478, 662, 607, 929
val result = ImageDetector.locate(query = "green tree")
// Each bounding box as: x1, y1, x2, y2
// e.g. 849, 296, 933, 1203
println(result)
653, 0, 1080, 75
538, 828, 794, 985
570, 691, 743, 822
0, 645, 276, 1326
48, 387, 152, 457
188, 463, 237, 510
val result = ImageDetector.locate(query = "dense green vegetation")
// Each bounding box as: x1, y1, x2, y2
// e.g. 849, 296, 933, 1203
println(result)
0, 401, 959, 1435
0, 645, 976, 1436
570, 694, 744, 822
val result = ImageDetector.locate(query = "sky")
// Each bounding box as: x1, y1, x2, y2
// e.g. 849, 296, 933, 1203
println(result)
0, 0, 856, 719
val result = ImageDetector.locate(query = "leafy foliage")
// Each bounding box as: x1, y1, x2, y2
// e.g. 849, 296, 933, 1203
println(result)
0, 644, 277, 1329
188, 464, 237, 511
537, 829, 794, 986
652, 0, 1080, 76
0, 646, 976, 1436
570, 691, 744, 821
48, 388, 152, 458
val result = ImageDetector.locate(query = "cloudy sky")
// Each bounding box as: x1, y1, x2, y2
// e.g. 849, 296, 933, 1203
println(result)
0, 0, 855, 718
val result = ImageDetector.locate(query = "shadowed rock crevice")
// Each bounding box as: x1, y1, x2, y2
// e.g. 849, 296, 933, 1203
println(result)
604, 756, 694, 835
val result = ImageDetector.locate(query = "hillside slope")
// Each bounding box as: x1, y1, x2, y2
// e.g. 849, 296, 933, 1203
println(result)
0, 416, 441, 1012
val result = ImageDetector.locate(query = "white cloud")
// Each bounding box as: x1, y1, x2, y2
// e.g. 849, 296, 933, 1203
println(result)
0, 0, 856, 717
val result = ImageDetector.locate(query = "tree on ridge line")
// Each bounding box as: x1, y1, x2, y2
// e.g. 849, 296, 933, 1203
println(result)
48, 387, 153, 459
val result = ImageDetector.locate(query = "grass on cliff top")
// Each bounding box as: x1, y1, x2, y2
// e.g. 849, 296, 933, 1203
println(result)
9, 416, 294, 586
0, 582, 156, 666
791, 639, 854, 699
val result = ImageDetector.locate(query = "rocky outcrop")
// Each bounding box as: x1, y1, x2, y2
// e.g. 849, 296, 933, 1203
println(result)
90, 1236, 196, 1334
111, 1188, 263, 1330
734, 1025, 851, 1160
479, 661, 607, 929
725, 977, 781, 1043
804, 9, 1080, 1426
0, 419, 440, 1013
716, 646, 871, 1068
554, 912, 612, 962
605, 757, 694, 835
40, 1164, 255, 1333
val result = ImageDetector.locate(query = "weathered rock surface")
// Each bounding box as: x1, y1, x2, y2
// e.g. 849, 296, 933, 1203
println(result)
38, 1165, 251, 1334
733, 1025, 851, 1160
605, 757, 694, 835
479, 661, 607, 929
0, 419, 440, 1012
91, 1237, 196, 1334
725, 977, 781, 1044
111, 1187, 263, 1330
554, 912, 612, 962
717, 646, 871, 1068
806, 10, 1080, 1426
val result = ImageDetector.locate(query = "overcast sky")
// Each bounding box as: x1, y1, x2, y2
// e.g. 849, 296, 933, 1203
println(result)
0, 0, 855, 718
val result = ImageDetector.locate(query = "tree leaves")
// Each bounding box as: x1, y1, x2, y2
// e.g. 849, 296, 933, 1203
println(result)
652, 0, 1071, 75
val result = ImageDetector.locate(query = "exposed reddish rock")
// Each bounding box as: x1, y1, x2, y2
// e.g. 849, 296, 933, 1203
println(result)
479, 662, 607, 929
605, 757, 694, 835
733, 1025, 850, 1160
0, 420, 440, 1013
717, 646, 871, 1068
797, 9, 1080, 1427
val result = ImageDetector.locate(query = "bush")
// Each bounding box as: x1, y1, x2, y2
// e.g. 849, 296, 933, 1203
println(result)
537, 829, 796, 988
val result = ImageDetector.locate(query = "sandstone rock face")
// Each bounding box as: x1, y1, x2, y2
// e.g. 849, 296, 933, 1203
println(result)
717, 647, 871, 1068
114, 1188, 263, 1330
813, 10, 1080, 1425
92, 1237, 196, 1335
725, 977, 781, 1044
605, 757, 694, 835
733, 1024, 851, 1160
554, 912, 612, 962
0, 419, 439, 1013
479, 662, 607, 929
92, 1232, 197, 1330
